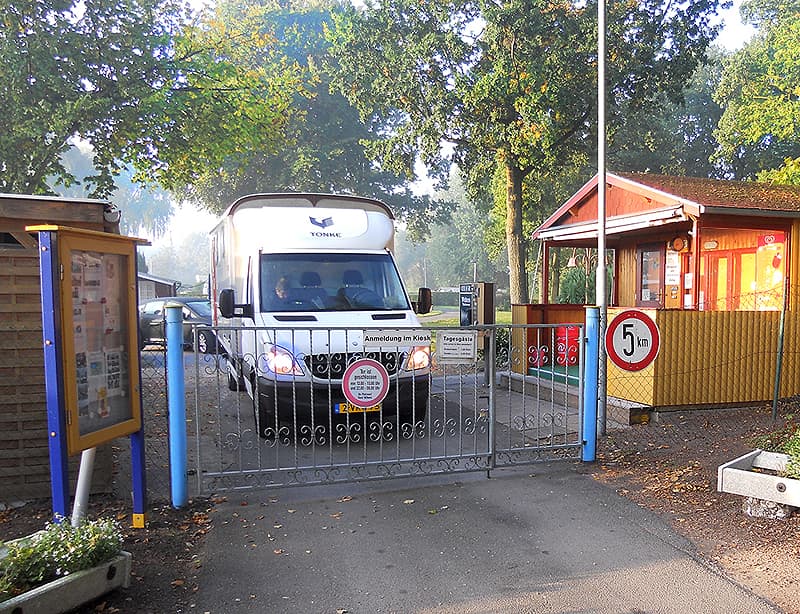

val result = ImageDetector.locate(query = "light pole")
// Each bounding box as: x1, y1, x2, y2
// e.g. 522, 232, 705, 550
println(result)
596, 0, 608, 435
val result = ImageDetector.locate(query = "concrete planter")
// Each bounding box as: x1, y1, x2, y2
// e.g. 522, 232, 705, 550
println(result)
717, 450, 800, 517
0, 550, 131, 614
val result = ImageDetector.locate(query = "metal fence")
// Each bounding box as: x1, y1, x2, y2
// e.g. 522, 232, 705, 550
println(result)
173, 323, 585, 495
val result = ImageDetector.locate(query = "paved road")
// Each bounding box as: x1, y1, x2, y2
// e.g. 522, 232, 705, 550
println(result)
193, 463, 781, 614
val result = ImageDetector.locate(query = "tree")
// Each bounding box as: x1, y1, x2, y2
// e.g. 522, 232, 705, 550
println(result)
144, 231, 210, 286
181, 0, 449, 239
55, 145, 174, 237
714, 0, 800, 182
423, 176, 507, 288
0, 0, 306, 197
327, 0, 725, 303
609, 49, 728, 178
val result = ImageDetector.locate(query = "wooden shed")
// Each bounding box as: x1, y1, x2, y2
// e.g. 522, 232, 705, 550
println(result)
0, 193, 115, 503
518, 173, 800, 417
137, 272, 179, 302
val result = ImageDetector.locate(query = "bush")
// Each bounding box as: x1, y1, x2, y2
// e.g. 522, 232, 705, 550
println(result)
785, 429, 800, 479
0, 517, 122, 602
751, 414, 800, 479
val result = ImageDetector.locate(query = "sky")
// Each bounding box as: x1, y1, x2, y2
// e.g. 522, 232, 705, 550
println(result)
145, 0, 757, 251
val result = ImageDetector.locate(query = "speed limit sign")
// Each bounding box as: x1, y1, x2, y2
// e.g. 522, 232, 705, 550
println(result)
605, 310, 660, 371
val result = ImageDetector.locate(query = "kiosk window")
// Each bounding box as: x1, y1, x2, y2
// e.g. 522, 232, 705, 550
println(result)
637, 244, 664, 308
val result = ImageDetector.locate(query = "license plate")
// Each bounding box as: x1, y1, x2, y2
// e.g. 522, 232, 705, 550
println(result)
334, 402, 381, 414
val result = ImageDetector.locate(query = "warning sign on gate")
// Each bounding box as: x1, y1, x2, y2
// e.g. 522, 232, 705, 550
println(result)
342, 358, 390, 408
605, 310, 660, 371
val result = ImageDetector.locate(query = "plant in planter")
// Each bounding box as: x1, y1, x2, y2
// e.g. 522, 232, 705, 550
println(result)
718, 416, 800, 519
0, 517, 130, 613
783, 427, 800, 479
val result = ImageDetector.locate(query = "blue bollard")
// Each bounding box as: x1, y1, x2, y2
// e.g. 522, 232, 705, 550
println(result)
165, 303, 187, 507
582, 307, 600, 462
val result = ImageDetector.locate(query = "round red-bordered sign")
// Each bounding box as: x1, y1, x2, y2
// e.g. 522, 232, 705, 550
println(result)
342, 358, 390, 408
605, 310, 660, 371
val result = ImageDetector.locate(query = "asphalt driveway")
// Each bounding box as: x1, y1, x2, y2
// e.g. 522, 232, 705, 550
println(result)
193, 463, 781, 614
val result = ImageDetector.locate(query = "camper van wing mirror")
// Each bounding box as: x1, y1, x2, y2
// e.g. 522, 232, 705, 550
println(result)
219, 289, 236, 318
219, 288, 254, 319
416, 287, 432, 315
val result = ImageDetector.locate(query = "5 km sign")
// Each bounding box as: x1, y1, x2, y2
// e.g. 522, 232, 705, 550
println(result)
605, 310, 660, 371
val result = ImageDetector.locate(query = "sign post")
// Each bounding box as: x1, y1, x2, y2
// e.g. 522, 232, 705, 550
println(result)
604, 310, 660, 371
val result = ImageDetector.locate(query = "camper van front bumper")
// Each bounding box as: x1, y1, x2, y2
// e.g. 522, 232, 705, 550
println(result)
254, 377, 429, 421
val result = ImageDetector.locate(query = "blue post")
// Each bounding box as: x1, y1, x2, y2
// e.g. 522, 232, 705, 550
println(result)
166, 303, 187, 507
130, 428, 147, 527
582, 307, 600, 462
39, 231, 70, 518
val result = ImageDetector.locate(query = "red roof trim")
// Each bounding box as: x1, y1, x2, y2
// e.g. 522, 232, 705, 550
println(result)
533, 173, 800, 240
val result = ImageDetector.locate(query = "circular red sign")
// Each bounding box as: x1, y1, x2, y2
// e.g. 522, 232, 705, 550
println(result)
605, 310, 660, 371
342, 358, 390, 408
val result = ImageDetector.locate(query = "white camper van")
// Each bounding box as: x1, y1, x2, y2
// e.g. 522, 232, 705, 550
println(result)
210, 193, 432, 437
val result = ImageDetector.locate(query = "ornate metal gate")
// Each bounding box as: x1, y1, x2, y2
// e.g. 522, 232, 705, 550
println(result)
188, 324, 584, 494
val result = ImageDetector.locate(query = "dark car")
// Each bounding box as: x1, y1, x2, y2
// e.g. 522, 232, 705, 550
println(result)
138, 297, 217, 353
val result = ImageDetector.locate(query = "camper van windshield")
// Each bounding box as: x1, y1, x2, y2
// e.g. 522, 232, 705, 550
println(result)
260, 253, 410, 312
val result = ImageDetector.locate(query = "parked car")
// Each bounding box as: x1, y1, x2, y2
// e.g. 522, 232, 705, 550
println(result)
138, 297, 218, 353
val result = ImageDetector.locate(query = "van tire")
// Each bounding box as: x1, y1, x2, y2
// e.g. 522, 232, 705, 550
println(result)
255, 401, 276, 439
226, 359, 246, 391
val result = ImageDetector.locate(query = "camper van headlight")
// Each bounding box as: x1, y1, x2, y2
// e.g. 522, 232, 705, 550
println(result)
405, 346, 430, 371
262, 344, 304, 376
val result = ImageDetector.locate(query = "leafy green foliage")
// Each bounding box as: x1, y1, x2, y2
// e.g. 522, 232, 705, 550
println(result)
609, 51, 728, 178
0, 518, 122, 601
54, 146, 174, 237
180, 0, 447, 238
0, 0, 305, 197
785, 429, 800, 479
714, 0, 800, 182
558, 267, 593, 305
327, 0, 726, 303
750, 413, 800, 478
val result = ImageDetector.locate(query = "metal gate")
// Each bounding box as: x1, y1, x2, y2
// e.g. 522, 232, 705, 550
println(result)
188, 323, 584, 494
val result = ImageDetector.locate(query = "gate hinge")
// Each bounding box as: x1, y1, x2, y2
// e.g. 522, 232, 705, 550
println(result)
59, 263, 64, 281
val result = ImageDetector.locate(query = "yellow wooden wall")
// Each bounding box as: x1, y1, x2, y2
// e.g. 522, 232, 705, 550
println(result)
606, 309, 800, 407
791, 219, 800, 312
615, 247, 637, 306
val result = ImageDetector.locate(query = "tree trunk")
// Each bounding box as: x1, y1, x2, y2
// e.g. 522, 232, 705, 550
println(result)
505, 161, 528, 303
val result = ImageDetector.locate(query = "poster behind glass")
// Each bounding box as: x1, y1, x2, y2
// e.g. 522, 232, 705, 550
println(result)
70, 250, 132, 436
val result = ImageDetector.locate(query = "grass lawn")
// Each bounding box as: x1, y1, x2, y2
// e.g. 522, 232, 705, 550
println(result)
420, 307, 512, 328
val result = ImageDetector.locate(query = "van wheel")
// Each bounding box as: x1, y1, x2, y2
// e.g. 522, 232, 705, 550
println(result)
227, 363, 245, 391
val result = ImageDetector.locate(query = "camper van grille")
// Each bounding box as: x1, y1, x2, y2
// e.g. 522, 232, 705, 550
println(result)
304, 351, 406, 380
